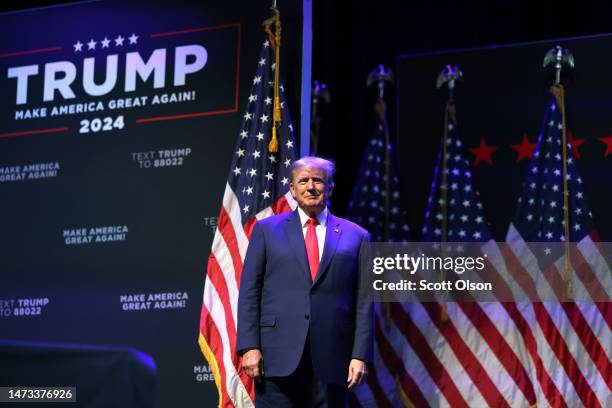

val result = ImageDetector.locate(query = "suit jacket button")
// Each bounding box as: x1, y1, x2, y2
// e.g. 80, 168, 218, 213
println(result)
304, 314, 310, 320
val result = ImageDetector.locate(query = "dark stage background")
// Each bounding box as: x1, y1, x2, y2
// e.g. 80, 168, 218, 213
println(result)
0, 1, 303, 407
2, 1, 612, 407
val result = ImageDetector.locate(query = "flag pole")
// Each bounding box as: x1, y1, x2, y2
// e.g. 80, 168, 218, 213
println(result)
366, 65, 394, 331
263, 7, 282, 153
544, 45, 575, 300
367, 65, 394, 241
436, 65, 463, 322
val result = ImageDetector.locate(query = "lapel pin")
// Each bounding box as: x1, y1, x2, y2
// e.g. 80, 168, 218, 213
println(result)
334, 227, 339, 233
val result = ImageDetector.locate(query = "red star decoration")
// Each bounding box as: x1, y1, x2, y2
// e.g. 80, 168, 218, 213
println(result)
568, 130, 585, 159
598, 133, 612, 157
469, 137, 497, 166
511, 133, 537, 163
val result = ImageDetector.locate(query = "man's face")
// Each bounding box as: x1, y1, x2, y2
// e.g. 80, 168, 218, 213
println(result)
289, 167, 332, 216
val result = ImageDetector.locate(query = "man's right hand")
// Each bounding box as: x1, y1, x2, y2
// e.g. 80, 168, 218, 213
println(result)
242, 349, 263, 378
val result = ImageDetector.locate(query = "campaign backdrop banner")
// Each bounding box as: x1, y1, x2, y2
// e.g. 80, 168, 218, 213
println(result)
0, 1, 303, 406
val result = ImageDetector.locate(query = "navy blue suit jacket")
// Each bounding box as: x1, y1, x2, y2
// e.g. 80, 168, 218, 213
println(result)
236, 209, 373, 385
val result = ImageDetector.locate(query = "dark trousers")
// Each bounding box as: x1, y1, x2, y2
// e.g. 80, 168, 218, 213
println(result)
255, 336, 347, 408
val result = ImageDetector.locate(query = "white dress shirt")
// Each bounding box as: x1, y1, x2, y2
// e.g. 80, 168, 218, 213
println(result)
297, 206, 328, 261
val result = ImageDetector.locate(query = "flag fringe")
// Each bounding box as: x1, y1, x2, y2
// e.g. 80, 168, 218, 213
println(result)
199, 333, 224, 408
396, 375, 415, 408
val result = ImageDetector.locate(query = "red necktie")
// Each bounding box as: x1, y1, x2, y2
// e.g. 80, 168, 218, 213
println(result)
305, 217, 320, 282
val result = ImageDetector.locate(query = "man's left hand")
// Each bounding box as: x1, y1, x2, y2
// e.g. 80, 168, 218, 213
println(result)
347, 359, 368, 389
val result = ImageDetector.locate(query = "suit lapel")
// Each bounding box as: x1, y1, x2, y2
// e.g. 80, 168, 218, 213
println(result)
314, 213, 341, 286
283, 210, 312, 284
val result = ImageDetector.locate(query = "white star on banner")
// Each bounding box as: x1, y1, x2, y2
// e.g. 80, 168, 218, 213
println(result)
114, 35, 124, 46
232, 167, 241, 176
240, 130, 248, 139
129, 33, 139, 44
281, 177, 288, 185
87, 39, 97, 50
73, 41, 83, 52
236, 149, 245, 157
101, 37, 110, 48
264, 172, 274, 181
261, 190, 271, 199
256, 132, 264, 141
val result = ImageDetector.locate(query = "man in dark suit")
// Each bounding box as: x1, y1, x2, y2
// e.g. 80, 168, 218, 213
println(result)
237, 156, 372, 407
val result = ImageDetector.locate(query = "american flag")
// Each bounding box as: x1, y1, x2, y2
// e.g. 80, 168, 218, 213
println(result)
345, 97, 410, 407
345, 99, 410, 243
198, 38, 297, 408
403, 108, 539, 407
502, 87, 611, 407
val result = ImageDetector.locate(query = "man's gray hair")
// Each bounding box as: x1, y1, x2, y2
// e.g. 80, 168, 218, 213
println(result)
290, 156, 335, 186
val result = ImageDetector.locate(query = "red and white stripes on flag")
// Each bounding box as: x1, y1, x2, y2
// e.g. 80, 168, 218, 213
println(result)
354, 238, 610, 408
199, 189, 296, 407
501, 227, 611, 408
